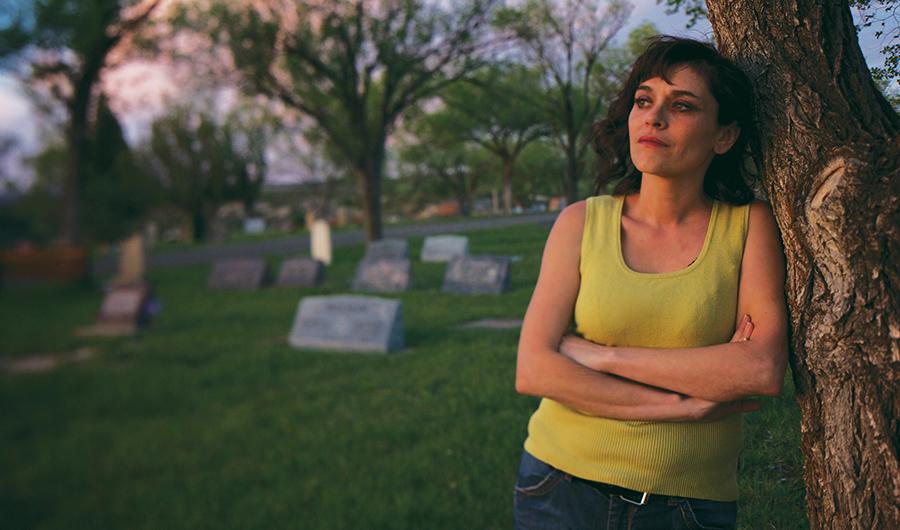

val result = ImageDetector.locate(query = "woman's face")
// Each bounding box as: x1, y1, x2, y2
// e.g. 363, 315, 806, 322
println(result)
627, 65, 738, 182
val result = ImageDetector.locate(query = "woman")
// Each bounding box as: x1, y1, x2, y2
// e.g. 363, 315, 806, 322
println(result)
513, 36, 789, 530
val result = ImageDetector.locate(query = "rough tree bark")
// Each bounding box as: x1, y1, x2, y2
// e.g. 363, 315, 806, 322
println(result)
705, 1, 899, 528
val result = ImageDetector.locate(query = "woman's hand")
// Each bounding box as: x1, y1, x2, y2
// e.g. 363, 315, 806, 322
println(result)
732, 313, 754, 343
557, 316, 762, 421
558, 335, 609, 371
559, 315, 753, 372
680, 314, 760, 421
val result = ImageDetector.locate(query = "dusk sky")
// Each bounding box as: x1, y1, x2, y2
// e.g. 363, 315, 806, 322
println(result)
0, 1, 893, 188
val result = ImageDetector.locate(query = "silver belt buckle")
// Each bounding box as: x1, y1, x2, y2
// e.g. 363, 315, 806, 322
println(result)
619, 491, 650, 506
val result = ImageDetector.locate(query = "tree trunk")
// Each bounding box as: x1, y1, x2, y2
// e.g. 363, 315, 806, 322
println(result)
61, 119, 82, 246
61, 90, 92, 245
706, 1, 900, 528
503, 158, 514, 214
358, 146, 385, 242
192, 211, 207, 243
456, 190, 472, 217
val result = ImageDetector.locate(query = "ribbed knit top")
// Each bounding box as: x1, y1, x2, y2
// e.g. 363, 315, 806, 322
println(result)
523, 194, 751, 501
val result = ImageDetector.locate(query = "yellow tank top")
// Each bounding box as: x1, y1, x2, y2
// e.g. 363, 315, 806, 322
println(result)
523, 194, 751, 501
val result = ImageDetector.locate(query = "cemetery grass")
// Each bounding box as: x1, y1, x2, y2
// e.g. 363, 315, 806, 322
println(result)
1, 223, 807, 529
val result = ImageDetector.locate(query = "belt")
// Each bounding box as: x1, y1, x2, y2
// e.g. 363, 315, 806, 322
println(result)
570, 477, 653, 506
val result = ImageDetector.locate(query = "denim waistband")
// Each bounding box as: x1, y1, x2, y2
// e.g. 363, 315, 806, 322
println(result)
569, 476, 669, 505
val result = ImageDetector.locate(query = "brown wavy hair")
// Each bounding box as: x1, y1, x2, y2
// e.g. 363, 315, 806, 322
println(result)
592, 36, 758, 204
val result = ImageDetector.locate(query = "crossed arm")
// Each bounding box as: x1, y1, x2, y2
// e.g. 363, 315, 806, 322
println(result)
515, 200, 789, 422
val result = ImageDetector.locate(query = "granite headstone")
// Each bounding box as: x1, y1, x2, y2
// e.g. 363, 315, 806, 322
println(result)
352, 257, 411, 292
288, 295, 404, 353
421, 235, 468, 262
208, 258, 268, 289
442, 255, 510, 294
277, 258, 324, 287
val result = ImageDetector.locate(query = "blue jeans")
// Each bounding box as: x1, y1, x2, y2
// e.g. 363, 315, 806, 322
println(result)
513, 451, 737, 530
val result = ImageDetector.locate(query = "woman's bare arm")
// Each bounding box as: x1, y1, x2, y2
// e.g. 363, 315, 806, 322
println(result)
557, 201, 789, 402
515, 201, 761, 421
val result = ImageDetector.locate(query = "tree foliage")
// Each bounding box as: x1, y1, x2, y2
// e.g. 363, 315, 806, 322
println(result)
138, 104, 267, 242
80, 95, 156, 242
395, 135, 491, 217
495, 0, 632, 203
184, 0, 499, 241
422, 64, 549, 212
660, 0, 899, 82
0, 0, 162, 244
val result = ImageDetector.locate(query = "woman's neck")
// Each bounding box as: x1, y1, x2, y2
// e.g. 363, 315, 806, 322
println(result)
628, 173, 711, 227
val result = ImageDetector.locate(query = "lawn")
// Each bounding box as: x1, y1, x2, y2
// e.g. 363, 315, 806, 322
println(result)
0, 222, 807, 529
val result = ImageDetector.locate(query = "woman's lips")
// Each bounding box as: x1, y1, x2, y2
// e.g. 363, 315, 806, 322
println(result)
638, 136, 668, 146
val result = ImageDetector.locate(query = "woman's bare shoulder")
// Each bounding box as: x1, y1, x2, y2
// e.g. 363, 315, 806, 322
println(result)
542, 200, 587, 263
747, 199, 780, 237
553, 200, 587, 233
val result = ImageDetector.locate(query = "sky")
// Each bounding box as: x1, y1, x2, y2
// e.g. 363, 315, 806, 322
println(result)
0, 0, 893, 189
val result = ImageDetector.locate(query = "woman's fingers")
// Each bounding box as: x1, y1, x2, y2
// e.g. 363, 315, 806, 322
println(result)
730, 314, 754, 342
694, 397, 761, 421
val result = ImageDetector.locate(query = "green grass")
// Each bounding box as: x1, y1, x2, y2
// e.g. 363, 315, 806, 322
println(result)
0, 222, 807, 529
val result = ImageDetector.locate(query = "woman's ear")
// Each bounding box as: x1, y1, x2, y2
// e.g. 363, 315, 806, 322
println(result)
714, 122, 740, 155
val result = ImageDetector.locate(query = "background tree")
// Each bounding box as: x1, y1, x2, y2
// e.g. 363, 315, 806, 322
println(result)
79, 94, 157, 243
139, 104, 267, 242
192, 0, 499, 241
0, 0, 162, 244
434, 65, 549, 213
851, 0, 899, 82
265, 123, 353, 223
496, 0, 631, 203
515, 138, 571, 200
667, 0, 899, 527
396, 133, 490, 217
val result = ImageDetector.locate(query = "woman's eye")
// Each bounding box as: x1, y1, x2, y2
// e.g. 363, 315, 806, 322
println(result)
635, 97, 650, 107
673, 101, 694, 111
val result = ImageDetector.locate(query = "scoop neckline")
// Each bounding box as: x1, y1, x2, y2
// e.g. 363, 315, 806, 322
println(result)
614, 194, 719, 278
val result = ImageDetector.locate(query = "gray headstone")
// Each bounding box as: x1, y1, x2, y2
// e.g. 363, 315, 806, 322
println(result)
365, 238, 408, 260
277, 258, 324, 287
288, 295, 404, 353
442, 255, 510, 294
244, 217, 266, 234
208, 258, 268, 289
352, 257, 411, 292
421, 235, 469, 262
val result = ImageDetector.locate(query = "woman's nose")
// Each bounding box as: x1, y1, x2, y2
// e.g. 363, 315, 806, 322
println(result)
644, 107, 665, 128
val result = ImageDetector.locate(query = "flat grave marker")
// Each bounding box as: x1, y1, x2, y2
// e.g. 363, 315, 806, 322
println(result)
208, 258, 268, 290
442, 255, 510, 295
288, 295, 404, 353
421, 235, 468, 262
352, 257, 411, 293
79, 284, 152, 336
277, 258, 324, 287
